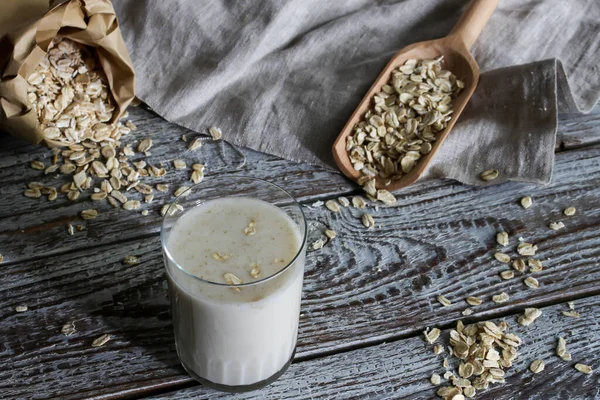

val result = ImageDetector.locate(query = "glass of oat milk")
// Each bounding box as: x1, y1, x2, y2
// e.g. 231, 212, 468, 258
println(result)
161, 176, 307, 392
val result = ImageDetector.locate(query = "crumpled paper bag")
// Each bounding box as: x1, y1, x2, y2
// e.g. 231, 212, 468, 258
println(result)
0, 0, 135, 145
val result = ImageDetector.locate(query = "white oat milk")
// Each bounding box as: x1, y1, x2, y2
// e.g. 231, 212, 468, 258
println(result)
163, 197, 305, 387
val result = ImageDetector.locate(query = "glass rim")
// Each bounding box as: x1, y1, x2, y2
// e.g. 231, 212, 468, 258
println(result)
160, 175, 307, 288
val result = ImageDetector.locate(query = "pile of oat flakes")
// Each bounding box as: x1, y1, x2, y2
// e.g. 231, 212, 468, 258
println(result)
22, 38, 220, 232
428, 197, 592, 399
346, 56, 463, 194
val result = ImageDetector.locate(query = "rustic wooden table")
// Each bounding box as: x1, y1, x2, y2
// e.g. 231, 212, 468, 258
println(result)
1, 104, 600, 399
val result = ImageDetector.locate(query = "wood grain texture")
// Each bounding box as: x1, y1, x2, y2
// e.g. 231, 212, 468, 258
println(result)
150, 295, 600, 399
0, 104, 598, 265
0, 106, 354, 265
2, 143, 600, 399
1, 104, 599, 399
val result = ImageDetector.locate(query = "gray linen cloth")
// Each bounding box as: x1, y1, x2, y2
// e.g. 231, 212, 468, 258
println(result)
113, 0, 600, 186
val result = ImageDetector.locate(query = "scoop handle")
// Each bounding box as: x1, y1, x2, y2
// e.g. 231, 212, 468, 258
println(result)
448, 0, 499, 50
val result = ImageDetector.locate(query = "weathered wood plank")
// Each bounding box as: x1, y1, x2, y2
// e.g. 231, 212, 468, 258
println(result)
148, 295, 600, 399
2, 144, 600, 399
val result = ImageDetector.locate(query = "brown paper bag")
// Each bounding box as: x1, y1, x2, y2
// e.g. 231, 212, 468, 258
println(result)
0, 0, 135, 145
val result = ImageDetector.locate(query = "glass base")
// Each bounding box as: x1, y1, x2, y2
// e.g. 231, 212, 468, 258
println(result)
180, 348, 296, 393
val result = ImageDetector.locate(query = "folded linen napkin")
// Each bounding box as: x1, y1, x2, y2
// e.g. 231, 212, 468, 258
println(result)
112, 0, 600, 186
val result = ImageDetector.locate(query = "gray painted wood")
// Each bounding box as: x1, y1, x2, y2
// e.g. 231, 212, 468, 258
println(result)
150, 295, 600, 399
0, 104, 599, 266
1, 104, 600, 399
2, 143, 600, 398
557, 107, 600, 150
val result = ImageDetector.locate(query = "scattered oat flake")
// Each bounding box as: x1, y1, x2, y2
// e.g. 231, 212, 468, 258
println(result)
312, 239, 326, 250
524, 276, 540, 289
494, 252, 511, 263
137, 138, 153, 153
192, 163, 205, 172
156, 184, 169, 192
337, 197, 350, 207
517, 242, 537, 256
107, 196, 120, 208
563, 207, 576, 216
464, 386, 476, 398
250, 263, 261, 278
173, 159, 186, 169
80, 209, 98, 220
529, 359, 545, 374
362, 213, 375, 229
28, 182, 44, 190
362, 179, 377, 197
90, 192, 107, 201
174, 186, 191, 197
466, 296, 483, 306
549, 221, 565, 231
188, 138, 202, 151
556, 337, 571, 361
67, 224, 74, 236
24, 188, 42, 198
443, 357, 450, 369
437, 295, 452, 307
92, 334, 111, 347
122, 256, 139, 265
562, 310, 581, 318
433, 344, 444, 355
141, 210, 149, 216
123, 145, 135, 156
512, 258, 527, 273
462, 308, 473, 316
223, 272, 242, 285
244, 220, 257, 236
123, 200, 141, 211
15, 305, 28, 313
424, 327, 441, 344
480, 169, 499, 181
61, 322, 76, 336
574, 364, 593, 374
518, 308, 542, 326
527, 258, 543, 273
352, 196, 367, 208
500, 270, 514, 280
191, 170, 204, 184
376, 189, 396, 205
430, 373, 441, 386
520, 196, 533, 209
324, 229, 337, 239
496, 232, 509, 246
209, 126, 222, 140
325, 200, 340, 212
568, 301, 575, 310
492, 292, 509, 303
126, 120, 137, 130
213, 252, 231, 261
31, 160, 45, 170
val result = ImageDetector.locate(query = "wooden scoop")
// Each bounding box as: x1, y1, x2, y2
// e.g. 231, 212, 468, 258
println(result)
332, 0, 499, 191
